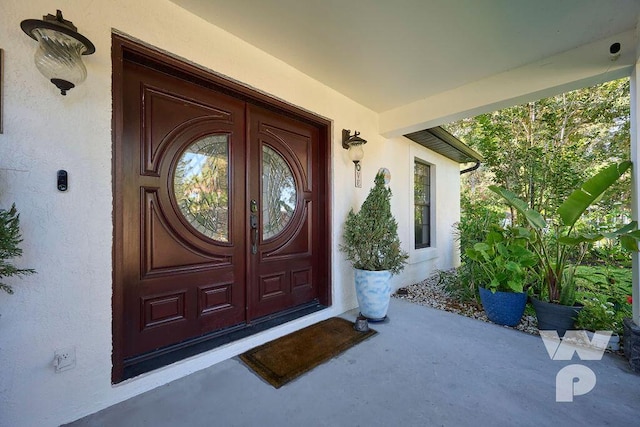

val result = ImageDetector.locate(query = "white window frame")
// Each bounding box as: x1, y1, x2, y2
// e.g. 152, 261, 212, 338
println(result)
409, 144, 437, 264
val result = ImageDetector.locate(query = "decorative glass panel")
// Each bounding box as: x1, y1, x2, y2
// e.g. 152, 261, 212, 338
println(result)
262, 145, 297, 239
174, 135, 229, 242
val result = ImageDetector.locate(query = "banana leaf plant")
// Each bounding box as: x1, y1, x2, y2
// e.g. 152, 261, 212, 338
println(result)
490, 161, 640, 305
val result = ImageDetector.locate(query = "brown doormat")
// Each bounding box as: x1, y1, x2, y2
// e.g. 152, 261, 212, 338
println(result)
239, 317, 377, 388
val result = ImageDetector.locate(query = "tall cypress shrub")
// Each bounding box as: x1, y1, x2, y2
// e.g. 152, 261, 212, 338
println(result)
340, 172, 408, 274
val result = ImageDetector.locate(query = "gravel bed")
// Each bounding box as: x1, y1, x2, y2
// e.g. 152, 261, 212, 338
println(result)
392, 272, 540, 335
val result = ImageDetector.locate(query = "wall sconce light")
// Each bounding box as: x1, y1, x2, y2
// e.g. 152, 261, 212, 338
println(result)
342, 129, 367, 187
21, 10, 95, 95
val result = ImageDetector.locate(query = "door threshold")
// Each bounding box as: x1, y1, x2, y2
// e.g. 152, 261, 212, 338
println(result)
121, 301, 326, 382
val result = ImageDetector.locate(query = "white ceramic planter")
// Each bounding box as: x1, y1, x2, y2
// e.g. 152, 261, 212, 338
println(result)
354, 269, 392, 321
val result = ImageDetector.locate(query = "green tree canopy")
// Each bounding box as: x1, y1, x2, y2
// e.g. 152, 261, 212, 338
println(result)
448, 78, 630, 231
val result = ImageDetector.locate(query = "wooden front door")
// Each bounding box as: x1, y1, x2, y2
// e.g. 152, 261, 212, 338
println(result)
113, 38, 330, 381
247, 105, 320, 320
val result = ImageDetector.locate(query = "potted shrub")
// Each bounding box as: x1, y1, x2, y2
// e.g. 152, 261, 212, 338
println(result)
490, 161, 640, 335
340, 172, 408, 321
465, 226, 537, 326
575, 296, 624, 351
1, 204, 35, 295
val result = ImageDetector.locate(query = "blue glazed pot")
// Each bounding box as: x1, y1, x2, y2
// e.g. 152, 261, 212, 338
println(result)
479, 287, 527, 327
354, 269, 392, 321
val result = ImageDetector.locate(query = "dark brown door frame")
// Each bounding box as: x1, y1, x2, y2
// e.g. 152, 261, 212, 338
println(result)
111, 33, 332, 383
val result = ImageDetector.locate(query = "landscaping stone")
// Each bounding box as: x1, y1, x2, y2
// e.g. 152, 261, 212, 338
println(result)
394, 272, 632, 358
392, 272, 539, 335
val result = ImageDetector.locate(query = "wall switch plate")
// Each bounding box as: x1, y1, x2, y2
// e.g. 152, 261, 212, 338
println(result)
53, 347, 76, 372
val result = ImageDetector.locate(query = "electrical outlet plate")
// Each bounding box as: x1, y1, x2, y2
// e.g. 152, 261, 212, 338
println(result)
53, 347, 76, 372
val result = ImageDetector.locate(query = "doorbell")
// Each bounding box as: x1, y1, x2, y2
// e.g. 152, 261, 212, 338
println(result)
57, 170, 68, 192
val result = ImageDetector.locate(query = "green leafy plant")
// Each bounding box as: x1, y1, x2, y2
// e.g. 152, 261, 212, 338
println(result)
456, 194, 504, 260
575, 296, 626, 335
449, 79, 631, 226
448, 197, 505, 304
1, 204, 35, 294
438, 266, 479, 304
583, 240, 631, 268
465, 226, 537, 293
490, 161, 640, 305
574, 265, 632, 330
340, 172, 408, 274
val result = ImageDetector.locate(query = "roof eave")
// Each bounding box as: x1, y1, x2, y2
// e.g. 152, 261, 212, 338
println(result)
404, 126, 483, 164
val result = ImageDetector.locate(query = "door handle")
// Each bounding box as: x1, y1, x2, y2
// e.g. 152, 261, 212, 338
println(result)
250, 199, 258, 254
250, 215, 258, 254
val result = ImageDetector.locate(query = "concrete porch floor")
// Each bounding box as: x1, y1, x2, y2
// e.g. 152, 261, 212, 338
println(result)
67, 298, 639, 426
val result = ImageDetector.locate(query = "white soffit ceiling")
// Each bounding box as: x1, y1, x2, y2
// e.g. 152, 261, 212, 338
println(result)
170, 0, 640, 113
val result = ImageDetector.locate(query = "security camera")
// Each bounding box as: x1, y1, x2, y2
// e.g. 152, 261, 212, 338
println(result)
610, 42, 621, 61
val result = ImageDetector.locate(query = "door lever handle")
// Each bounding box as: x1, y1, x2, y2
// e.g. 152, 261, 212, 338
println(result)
250, 214, 258, 254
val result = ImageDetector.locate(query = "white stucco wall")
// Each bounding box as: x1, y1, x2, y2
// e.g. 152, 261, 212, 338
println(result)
402, 139, 461, 286
370, 137, 461, 291
0, 1, 461, 425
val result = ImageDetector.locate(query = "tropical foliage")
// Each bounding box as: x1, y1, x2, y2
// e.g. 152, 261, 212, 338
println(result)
574, 265, 632, 335
449, 78, 630, 224
465, 226, 537, 293
490, 161, 639, 305
447, 78, 634, 316
575, 296, 625, 335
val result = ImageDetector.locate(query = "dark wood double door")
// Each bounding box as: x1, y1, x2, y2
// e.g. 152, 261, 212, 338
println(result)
113, 39, 330, 381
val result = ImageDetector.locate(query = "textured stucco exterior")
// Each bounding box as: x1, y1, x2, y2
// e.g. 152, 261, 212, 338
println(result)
0, 1, 462, 425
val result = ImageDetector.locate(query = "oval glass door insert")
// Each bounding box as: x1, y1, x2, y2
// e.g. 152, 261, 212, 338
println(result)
174, 135, 230, 242
262, 145, 297, 239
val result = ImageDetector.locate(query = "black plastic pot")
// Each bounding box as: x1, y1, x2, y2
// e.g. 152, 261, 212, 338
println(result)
531, 297, 583, 336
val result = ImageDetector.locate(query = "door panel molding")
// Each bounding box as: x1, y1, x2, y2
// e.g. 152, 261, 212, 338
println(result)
142, 85, 233, 176
142, 188, 231, 278
261, 124, 312, 192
